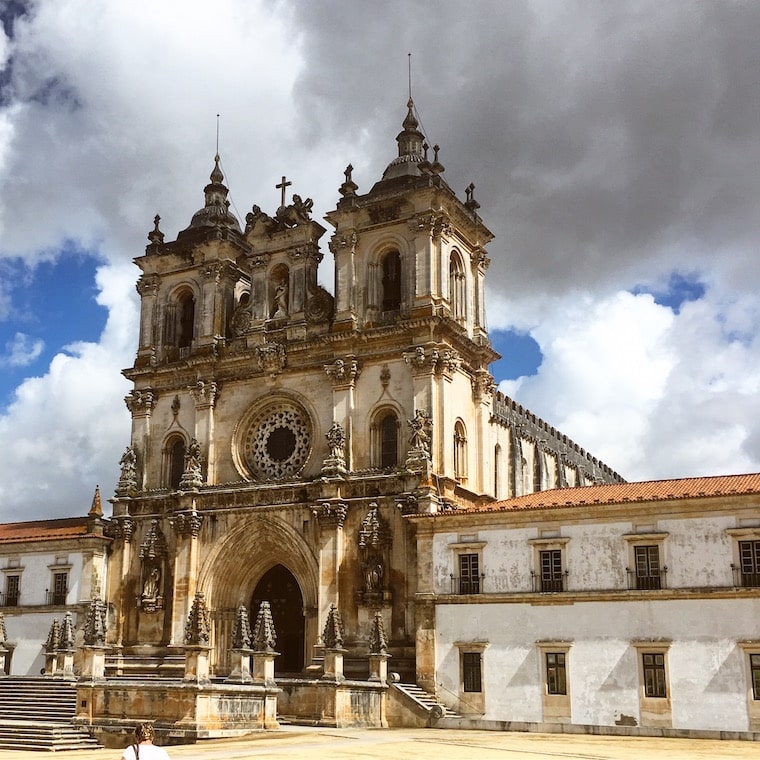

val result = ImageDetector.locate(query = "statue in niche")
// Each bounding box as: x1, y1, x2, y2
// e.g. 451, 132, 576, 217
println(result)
230, 293, 251, 337
142, 566, 160, 601
271, 279, 289, 318
364, 559, 383, 592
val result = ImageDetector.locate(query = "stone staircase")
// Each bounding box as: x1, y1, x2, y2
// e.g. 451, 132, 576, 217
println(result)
392, 682, 459, 725
0, 677, 101, 751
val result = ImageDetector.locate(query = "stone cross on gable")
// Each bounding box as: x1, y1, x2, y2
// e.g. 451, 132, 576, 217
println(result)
276, 175, 292, 208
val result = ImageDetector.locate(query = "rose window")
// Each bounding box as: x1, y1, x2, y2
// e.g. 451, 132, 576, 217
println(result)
241, 400, 311, 480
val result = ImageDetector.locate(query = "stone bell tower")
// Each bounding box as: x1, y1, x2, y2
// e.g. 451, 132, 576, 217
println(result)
325, 97, 498, 496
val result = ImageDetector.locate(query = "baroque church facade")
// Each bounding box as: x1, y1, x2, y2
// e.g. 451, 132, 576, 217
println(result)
108, 98, 622, 683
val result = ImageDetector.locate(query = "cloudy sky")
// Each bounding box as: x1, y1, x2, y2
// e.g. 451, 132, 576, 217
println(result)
0, 0, 759, 521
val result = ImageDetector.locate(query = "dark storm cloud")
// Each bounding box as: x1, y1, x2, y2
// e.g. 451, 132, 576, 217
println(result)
289, 0, 760, 299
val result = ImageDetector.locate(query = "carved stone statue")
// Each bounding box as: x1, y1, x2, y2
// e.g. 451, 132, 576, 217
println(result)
179, 437, 204, 490
116, 446, 138, 496
142, 566, 160, 601
272, 279, 289, 319
325, 422, 346, 459
408, 409, 432, 456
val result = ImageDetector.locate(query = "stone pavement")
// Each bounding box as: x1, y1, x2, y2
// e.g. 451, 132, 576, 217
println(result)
0, 727, 758, 760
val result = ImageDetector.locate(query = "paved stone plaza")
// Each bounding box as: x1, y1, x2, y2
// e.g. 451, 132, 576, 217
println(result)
0, 727, 758, 760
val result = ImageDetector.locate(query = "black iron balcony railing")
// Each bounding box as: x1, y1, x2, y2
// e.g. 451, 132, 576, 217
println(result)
530, 570, 568, 593
731, 565, 760, 588
46, 590, 68, 606
449, 574, 484, 595
0, 591, 19, 607
626, 567, 667, 590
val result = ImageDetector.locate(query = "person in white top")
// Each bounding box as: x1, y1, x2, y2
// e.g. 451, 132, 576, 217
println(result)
120, 722, 170, 760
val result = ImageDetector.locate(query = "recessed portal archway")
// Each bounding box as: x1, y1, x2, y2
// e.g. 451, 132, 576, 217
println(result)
252, 564, 304, 674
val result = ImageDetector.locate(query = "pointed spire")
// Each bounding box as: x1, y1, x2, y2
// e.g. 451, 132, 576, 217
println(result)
368, 611, 388, 655
58, 611, 75, 651
83, 596, 107, 646
0, 611, 7, 647
184, 592, 211, 646
231, 604, 253, 650
88, 485, 103, 518
252, 601, 278, 653
45, 619, 60, 652
322, 603, 345, 650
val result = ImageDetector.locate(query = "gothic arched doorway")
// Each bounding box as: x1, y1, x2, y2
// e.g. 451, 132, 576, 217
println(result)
251, 564, 305, 674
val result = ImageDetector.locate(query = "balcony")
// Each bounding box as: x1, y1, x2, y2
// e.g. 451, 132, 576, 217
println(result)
626, 567, 667, 590
46, 590, 68, 606
731, 565, 760, 588
449, 574, 483, 595
531, 571, 568, 593
0, 591, 19, 607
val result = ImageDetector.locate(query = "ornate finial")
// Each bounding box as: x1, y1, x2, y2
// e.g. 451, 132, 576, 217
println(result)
431, 144, 445, 175
147, 214, 164, 247
88, 485, 103, 518
368, 611, 389, 655
58, 612, 75, 651
210, 153, 224, 185
339, 163, 358, 197
83, 596, 107, 646
45, 619, 60, 652
231, 604, 253, 651
464, 182, 480, 212
322, 604, 345, 650
252, 601, 278, 653
0, 611, 7, 647
184, 592, 211, 646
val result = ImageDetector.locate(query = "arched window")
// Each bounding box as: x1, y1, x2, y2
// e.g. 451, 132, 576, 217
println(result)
381, 250, 401, 312
177, 290, 195, 349
454, 420, 467, 481
371, 408, 399, 469
449, 251, 466, 323
380, 412, 399, 468
165, 436, 186, 489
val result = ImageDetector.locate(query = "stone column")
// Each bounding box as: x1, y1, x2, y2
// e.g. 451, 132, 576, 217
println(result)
170, 508, 203, 646
312, 504, 348, 627
471, 369, 495, 496
324, 357, 361, 473
189, 380, 219, 484
123, 390, 155, 493
329, 230, 358, 330
414, 522, 437, 692
135, 273, 160, 365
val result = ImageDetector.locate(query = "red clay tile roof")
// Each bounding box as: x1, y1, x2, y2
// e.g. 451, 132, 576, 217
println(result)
0, 517, 101, 544
415, 473, 760, 517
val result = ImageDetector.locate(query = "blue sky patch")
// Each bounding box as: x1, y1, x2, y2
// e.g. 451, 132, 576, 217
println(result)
0, 249, 106, 406
632, 272, 706, 314
490, 329, 543, 381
